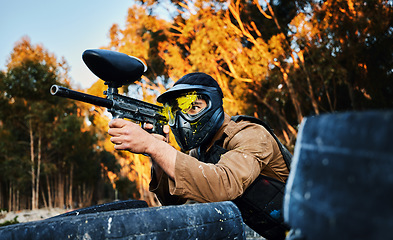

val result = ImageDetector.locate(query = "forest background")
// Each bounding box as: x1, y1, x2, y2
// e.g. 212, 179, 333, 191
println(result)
0, 0, 392, 212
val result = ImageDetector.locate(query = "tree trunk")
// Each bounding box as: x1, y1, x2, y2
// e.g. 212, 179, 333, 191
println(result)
82, 183, 86, 207
78, 185, 82, 208
29, 118, 36, 210
250, 89, 298, 138
346, 77, 358, 110
65, 174, 69, 207
0, 182, 3, 209
12, 187, 16, 212
296, 51, 320, 115
41, 189, 48, 209
81, 183, 94, 207
279, 67, 304, 124
35, 130, 42, 209
8, 183, 12, 212
46, 175, 53, 209
68, 163, 74, 209
57, 174, 64, 208
16, 190, 19, 211
265, 0, 305, 122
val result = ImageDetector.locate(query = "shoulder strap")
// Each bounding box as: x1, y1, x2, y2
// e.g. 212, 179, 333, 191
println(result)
231, 115, 292, 170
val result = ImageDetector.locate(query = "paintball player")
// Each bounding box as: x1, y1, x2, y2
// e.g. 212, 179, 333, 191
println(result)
108, 72, 290, 239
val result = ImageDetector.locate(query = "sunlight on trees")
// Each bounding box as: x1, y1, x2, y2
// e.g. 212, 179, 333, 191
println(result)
1, 0, 392, 211
0, 37, 131, 211
105, 0, 392, 148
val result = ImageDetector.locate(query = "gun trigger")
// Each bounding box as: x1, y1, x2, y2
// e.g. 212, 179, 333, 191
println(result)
113, 115, 123, 119
142, 122, 154, 134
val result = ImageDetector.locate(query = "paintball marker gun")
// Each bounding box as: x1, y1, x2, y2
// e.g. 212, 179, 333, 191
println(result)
50, 49, 167, 135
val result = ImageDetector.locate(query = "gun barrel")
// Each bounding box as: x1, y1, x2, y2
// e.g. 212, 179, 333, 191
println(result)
50, 85, 113, 109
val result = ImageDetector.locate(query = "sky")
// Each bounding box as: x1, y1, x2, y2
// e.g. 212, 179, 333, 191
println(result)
0, 0, 135, 89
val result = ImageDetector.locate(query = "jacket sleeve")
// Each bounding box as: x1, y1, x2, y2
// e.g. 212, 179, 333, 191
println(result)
168, 123, 276, 203
149, 165, 187, 206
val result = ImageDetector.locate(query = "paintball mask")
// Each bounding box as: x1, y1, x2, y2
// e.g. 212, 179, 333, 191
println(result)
157, 73, 225, 151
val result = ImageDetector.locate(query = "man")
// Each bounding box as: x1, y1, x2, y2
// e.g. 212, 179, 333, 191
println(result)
108, 72, 290, 239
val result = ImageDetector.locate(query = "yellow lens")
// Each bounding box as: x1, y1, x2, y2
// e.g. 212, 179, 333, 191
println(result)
176, 92, 198, 114
160, 91, 200, 124
161, 104, 175, 124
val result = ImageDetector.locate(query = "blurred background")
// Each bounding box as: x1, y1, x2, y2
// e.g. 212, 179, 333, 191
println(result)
0, 0, 392, 222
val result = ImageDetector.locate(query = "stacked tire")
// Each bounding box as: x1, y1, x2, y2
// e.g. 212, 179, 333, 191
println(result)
0, 200, 245, 240
284, 111, 393, 240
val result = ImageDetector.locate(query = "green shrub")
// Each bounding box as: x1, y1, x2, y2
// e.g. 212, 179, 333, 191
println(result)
0, 216, 19, 227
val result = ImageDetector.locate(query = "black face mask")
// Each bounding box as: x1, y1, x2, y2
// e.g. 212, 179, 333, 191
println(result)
165, 89, 224, 151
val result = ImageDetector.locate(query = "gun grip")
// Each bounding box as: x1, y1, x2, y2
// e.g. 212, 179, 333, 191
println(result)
142, 122, 166, 137
155, 124, 169, 143
155, 124, 165, 137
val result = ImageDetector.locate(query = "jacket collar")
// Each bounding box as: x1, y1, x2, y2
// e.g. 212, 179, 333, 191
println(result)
204, 113, 231, 152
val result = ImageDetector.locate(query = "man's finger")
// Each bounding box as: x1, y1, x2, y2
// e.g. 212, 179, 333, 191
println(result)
163, 125, 170, 134
110, 136, 122, 144
109, 118, 127, 128
109, 119, 121, 128
144, 123, 154, 130
108, 127, 124, 137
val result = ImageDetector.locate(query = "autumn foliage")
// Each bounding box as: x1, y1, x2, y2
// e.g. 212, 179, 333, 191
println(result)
107, 0, 393, 145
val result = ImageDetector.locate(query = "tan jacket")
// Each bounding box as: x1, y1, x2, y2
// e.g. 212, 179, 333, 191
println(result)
150, 113, 289, 205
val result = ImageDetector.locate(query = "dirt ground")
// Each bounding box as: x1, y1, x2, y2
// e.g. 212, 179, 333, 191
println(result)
0, 208, 67, 224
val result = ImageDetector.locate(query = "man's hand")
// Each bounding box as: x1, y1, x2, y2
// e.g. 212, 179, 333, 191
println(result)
108, 119, 177, 179
143, 123, 170, 143
108, 119, 156, 154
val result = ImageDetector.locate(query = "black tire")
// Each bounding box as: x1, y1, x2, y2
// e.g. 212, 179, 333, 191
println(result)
0, 201, 245, 240
50, 199, 148, 219
284, 110, 393, 240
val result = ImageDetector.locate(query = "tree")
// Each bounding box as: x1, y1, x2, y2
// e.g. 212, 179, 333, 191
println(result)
0, 37, 65, 209
307, 0, 393, 110
107, 0, 392, 149
0, 37, 123, 210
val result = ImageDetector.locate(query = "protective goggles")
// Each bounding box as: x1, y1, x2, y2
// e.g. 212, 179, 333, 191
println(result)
162, 91, 211, 126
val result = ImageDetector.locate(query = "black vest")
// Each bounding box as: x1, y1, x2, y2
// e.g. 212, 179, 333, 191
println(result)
198, 115, 292, 240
